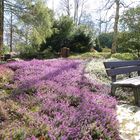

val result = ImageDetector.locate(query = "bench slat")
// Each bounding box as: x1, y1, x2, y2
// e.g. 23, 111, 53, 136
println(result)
104, 60, 140, 69
113, 76, 140, 87
104, 60, 140, 106
106, 66, 140, 76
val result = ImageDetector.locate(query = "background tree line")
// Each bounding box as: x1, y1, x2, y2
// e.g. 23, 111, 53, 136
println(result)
0, 0, 140, 60
97, 5, 140, 58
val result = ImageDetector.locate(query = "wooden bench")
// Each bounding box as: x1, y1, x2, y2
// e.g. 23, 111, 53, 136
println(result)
104, 60, 140, 107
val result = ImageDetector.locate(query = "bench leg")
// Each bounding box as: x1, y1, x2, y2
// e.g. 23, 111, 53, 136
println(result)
111, 85, 117, 96
133, 87, 140, 107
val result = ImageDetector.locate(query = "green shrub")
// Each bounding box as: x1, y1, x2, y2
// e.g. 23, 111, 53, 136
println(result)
41, 16, 75, 52
97, 32, 113, 49
2, 45, 9, 54
111, 53, 137, 60
16, 44, 37, 59
13, 129, 26, 140
16, 43, 56, 59
41, 16, 96, 54
111, 53, 136, 60
69, 52, 110, 59
70, 25, 95, 53
0, 66, 14, 87
70, 43, 88, 53
102, 47, 111, 53
42, 49, 56, 59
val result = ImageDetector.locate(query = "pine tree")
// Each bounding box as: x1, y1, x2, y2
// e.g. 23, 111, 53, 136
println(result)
0, 0, 4, 60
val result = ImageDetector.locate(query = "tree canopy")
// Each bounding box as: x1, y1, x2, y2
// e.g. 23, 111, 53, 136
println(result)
118, 6, 140, 57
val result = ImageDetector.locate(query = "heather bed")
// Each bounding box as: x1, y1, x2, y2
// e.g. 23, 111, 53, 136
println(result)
0, 59, 120, 140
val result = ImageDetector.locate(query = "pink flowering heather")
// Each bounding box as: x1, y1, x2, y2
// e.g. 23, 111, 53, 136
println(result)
2, 59, 121, 140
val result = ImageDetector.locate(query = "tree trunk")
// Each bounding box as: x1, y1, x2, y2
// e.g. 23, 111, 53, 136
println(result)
74, 0, 79, 25
67, 0, 70, 16
137, 48, 140, 58
60, 0, 71, 16
0, 0, 4, 60
99, 16, 102, 34
111, 0, 120, 54
10, 10, 13, 53
78, 0, 84, 25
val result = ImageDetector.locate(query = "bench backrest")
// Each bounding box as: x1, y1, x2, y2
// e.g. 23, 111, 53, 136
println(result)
104, 60, 140, 82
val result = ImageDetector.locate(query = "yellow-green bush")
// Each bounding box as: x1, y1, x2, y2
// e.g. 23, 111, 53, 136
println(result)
102, 47, 111, 53
0, 66, 14, 87
111, 53, 137, 60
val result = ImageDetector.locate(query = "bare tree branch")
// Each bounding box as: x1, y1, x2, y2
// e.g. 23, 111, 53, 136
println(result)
60, 0, 71, 16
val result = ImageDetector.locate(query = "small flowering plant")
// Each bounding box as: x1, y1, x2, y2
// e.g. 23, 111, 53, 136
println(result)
0, 59, 120, 140
0, 65, 14, 87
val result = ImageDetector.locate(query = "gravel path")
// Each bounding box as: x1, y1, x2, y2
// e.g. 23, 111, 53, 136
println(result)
117, 105, 140, 140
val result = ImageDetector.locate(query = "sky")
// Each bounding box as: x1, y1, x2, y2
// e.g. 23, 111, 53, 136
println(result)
46, 0, 139, 32
46, 0, 139, 13
46, 0, 106, 14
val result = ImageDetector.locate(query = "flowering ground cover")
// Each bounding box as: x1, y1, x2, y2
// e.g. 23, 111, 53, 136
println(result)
0, 59, 120, 140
